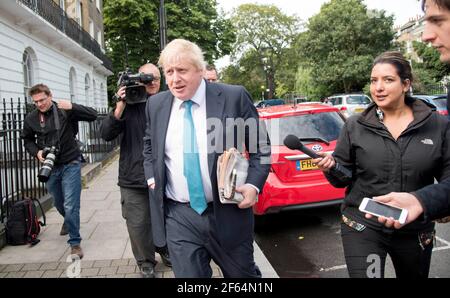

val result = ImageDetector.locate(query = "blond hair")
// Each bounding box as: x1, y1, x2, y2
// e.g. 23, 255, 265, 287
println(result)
158, 39, 206, 71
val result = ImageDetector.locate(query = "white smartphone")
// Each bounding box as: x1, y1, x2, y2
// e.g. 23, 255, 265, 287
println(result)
359, 197, 408, 225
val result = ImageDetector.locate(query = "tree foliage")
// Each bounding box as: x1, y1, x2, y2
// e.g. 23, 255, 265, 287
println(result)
104, 0, 159, 71
165, 0, 235, 63
296, 0, 394, 99
229, 4, 301, 99
295, 66, 327, 100
411, 41, 450, 90
221, 50, 266, 101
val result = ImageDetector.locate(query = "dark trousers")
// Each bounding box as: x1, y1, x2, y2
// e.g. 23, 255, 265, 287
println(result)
120, 187, 156, 268
164, 199, 261, 278
341, 223, 434, 278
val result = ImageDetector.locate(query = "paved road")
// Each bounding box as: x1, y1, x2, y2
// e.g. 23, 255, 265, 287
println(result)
254, 205, 450, 278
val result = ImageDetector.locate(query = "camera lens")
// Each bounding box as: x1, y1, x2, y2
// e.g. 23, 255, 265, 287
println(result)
125, 85, 147, 104
38, 151, 56, 182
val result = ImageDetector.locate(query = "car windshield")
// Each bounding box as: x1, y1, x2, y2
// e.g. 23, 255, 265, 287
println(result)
256, 99, 284, 108
347, 95, 371, 105
265, 111, 345, 146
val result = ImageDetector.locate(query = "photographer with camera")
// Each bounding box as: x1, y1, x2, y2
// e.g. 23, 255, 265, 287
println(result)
21, 83, 97, 259
100, 63, 170, 278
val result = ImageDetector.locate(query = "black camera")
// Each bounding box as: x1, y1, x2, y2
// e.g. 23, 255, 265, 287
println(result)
117, 68, 154, 104
38, 146, 59, 183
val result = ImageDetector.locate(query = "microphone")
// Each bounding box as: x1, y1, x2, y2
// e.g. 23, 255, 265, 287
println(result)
284, 135, 321, 159
283, 134, 352, 180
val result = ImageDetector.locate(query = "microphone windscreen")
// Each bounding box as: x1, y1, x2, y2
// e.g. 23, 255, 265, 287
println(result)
283, 135, 300, 150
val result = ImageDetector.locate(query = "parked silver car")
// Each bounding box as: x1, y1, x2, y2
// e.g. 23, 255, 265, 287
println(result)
325, 94, 372, 118
412, 94, 448, 117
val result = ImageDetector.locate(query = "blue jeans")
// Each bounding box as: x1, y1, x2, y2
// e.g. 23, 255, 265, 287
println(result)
46, 159, 82, 247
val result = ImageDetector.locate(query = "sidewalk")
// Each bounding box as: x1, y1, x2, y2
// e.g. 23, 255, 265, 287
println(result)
0, 157, 278, 278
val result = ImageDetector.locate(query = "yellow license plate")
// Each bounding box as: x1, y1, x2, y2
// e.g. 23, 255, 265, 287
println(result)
296, 159, 319, 171
354, 108, 364, 113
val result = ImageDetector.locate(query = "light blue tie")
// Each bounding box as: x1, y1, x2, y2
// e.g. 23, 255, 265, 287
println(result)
183, 100, 207, 215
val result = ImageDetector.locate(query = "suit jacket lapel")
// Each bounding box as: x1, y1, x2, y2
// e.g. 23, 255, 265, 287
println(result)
156, 92, 174, 181
205, 82, 225, 177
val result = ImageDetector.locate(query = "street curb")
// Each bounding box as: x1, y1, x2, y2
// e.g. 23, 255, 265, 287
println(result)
0, 223, 6, 249
254, 242, 279, 278
81, 147, 120, 188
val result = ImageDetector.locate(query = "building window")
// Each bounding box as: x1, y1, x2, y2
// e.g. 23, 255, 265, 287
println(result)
59, 0, 65, 11
89, 20, 94, 38
69, 67, 77, 102
100, 83, 105, 108
97, 31, 102, 45
77, 1, 84, 26
22, 50, 34, 102
85, 74, 90, 105
93, 79, 97, 106
96, 0, 101, 12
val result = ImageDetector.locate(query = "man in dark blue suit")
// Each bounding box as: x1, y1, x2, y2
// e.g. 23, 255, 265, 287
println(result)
143, 39, 271, 278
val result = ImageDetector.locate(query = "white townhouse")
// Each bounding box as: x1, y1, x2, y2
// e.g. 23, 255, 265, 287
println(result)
0, 0, 113, 110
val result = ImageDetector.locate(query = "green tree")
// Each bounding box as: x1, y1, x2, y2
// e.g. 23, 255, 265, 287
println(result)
412, 67, 441, 93
275, 46, 299, 98
221, 50, 266, 101
412, 41, 450, 82
103, 0, 235, 106
296, 0, 394, 99
165, 0, 235, 63
104, 0, 159, 101
294, 66, 327, 100
230, 4, 301, 99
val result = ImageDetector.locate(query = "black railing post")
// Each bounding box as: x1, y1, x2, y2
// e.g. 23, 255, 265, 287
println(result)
16, 99, 24, 198
7, 110, 14, 204
11, 101, 19, 203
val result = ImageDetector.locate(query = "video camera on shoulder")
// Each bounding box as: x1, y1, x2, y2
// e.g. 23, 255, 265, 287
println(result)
117, 68, 154, 104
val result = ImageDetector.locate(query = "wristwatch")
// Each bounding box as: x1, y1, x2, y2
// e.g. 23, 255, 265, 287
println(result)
113, 94, 123, 102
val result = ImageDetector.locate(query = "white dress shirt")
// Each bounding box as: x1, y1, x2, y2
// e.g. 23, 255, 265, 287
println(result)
164, 79, 213, 203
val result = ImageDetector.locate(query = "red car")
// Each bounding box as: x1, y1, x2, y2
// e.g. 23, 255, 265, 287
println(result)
254, 103, 346, 215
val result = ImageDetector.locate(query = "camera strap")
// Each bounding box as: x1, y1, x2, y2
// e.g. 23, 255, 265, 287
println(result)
52, 103, 62, 149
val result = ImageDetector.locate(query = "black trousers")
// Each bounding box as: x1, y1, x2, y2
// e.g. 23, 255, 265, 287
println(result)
341, 223, 434, 278
164, 199, 261, 278
120, 187, 156, 268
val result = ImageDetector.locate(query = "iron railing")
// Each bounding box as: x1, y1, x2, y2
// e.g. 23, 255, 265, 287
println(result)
0, 98, 119, 224
78, 109, 121, 164
413, 83, 449, 96
17, 0, 113, 71
0, 99, 45, 225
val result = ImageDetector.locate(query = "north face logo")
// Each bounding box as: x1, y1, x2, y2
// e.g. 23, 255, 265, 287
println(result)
421, 139, 434, 145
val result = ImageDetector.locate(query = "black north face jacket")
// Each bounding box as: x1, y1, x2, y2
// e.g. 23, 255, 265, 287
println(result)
325, 98, 450, 232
